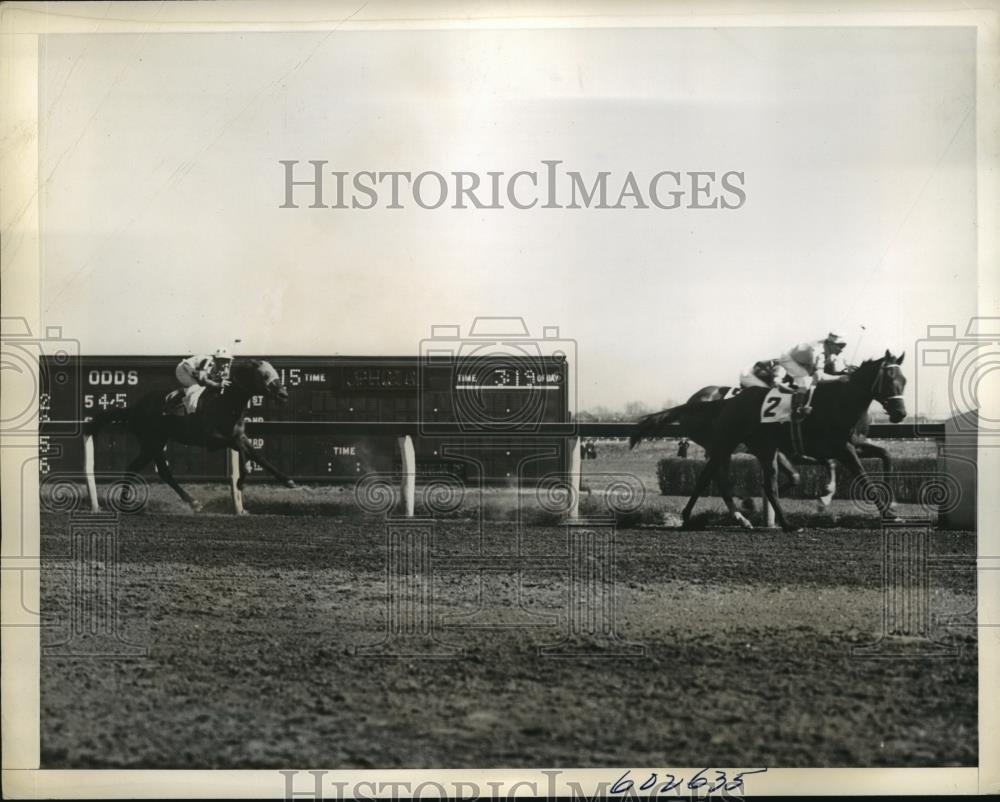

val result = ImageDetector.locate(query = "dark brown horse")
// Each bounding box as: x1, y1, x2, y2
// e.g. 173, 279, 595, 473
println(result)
668, 352, 906, 532
640, 384, 891, 508
83, 358, 296, 513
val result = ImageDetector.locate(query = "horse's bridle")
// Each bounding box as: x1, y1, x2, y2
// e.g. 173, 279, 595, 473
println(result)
871, 361, 904, 407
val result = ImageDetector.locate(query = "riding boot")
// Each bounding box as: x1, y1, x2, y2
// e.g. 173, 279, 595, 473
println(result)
791, 391, 810, 421
789, 388, 809, 458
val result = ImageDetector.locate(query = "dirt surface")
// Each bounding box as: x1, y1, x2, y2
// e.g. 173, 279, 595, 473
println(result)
40, 511, 977, 769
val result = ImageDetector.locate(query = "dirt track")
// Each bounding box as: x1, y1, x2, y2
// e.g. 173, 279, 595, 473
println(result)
40, 512, 977, 769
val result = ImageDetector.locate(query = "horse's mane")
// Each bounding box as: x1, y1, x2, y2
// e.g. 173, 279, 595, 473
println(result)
851, 357, 881, 377
231, 357, 266, 372
852, 353, 898, 374
227, 358, 269, 390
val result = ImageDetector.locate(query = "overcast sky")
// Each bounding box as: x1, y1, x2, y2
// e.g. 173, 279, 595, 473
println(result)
38, 26, 978, 417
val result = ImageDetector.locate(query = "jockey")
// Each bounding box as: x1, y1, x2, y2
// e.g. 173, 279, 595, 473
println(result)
776, 333, 851, 390
169, 348, 233, 414
740, 333, 851, 391
175, 348, 232, 390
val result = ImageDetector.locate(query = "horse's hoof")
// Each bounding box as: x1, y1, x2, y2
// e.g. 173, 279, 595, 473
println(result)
189, 500, 203, 512
285, 480, 297, 489
783, 526, 805, 534
734, 512, 754, 530
237, 509, 251, 516
790, 472, 801, 486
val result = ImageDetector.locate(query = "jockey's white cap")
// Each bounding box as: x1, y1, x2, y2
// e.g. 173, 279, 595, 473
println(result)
824, 332, 846, 347
214, 347, 232, 359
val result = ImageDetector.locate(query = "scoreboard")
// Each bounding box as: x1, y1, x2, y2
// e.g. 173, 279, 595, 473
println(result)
38, 355, 571, 484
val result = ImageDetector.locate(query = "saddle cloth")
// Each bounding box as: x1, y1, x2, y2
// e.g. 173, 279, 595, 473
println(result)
759, 387, 793, 423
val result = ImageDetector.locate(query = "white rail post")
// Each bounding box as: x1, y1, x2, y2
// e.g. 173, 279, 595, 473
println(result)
84, 434, 100, 512
763, 496, 776, 528
228, 448, 244, 515
567, 435, 582, 519
398, 435, 416, 518
763, 454, 777, 528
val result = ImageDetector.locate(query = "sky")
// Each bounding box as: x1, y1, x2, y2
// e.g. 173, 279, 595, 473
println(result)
38, 26, 979, 417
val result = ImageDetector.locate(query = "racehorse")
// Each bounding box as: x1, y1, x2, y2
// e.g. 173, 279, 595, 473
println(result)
631, 352, 906, 531
83, 358, 297, 513
633, 385, 804, 493
633, 385, 890, 507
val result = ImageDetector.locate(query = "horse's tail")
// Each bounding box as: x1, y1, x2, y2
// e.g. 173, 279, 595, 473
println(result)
629, 404, 687, 449
83, 408, 132, 512
629, 398, 729, 449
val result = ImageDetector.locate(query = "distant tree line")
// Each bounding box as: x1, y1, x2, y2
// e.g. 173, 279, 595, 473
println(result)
575, 400, 681, 422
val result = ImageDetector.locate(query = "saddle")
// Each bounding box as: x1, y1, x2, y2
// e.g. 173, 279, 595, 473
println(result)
752, 359, 779, 385
163, 389, 185, 416
163, 385, 208, 416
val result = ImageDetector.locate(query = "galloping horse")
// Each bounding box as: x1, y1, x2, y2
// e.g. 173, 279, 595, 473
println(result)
632, 385, 805, 495
661, 351, 906, 532
84, 358, 297, 513
633, 385, 890, 507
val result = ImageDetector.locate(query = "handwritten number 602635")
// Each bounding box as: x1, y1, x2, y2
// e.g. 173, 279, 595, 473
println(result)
610, 768, 768, 795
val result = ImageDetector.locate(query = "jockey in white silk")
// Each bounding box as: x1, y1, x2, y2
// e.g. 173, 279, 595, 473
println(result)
740, 333, 850, 390
173, 348, 233, 413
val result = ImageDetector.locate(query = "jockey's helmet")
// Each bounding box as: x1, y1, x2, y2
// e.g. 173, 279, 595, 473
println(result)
824, 332, 846, 351
214, 347, 232, 361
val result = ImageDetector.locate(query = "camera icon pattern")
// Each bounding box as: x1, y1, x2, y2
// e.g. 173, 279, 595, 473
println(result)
36, 472, 151, 658
914, 317, 999, 442
851, 521, 975, 660
417, 317, 577, 436
1, 317, 82, 439
847, 471, 966, 518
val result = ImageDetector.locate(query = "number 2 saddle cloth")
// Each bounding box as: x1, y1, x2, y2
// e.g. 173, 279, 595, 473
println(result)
721, 386, 797, 423
722, 385, 810, 455
759, 388, 794, 423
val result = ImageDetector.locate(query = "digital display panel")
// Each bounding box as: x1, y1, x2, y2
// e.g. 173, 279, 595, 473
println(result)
39, 355, 570, 483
